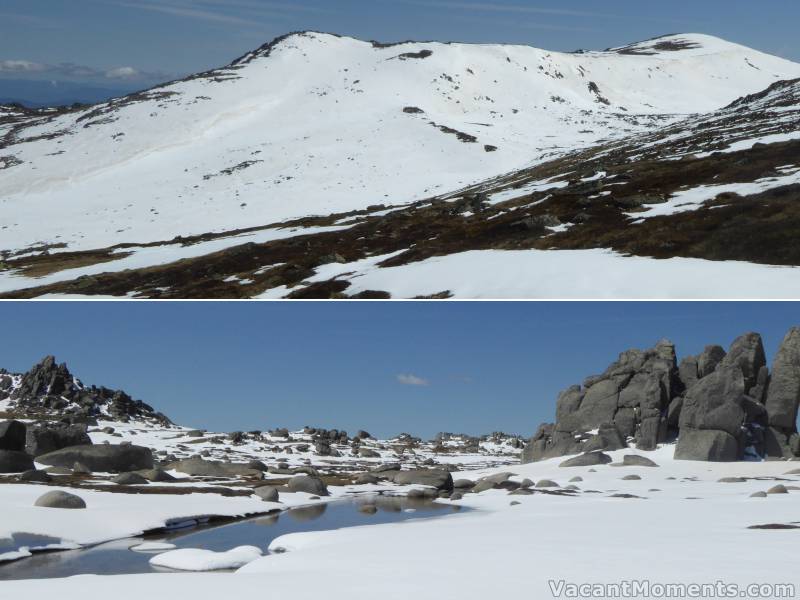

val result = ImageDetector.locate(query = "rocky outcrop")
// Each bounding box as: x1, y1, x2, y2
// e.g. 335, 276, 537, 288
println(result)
167, 457, 262, 478
25, 422, 92, 456
523, 328, 800, 463
523, 339, 677, 462
763, 328, 800, 458
675, 332, 766, 461
2, 356, 171, 425
36, 444, 154, 472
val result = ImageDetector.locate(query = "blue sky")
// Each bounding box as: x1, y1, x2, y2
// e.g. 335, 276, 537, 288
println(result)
0, 302, 797, 438
0, 0, 798, 91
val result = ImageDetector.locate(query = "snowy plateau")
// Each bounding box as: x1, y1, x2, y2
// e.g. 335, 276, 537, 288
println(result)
2, 31, 800, 298
3, 328, 800, 598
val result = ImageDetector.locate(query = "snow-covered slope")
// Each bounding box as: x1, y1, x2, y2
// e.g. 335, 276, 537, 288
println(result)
2, 32, 799, 257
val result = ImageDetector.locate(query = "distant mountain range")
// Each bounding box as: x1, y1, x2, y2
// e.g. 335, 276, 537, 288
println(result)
0, 78, 140, 108
1, 31, 799, 299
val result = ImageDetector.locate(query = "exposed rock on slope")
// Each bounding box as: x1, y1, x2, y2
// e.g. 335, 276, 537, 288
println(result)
523, 329, 800, 463
2, 32, 800, 299
0, 355, 171, 425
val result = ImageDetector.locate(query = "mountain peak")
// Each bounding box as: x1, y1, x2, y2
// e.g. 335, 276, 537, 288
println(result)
0, 357, 171, 426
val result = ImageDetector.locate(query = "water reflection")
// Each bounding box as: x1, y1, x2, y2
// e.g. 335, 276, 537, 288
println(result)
287, 503, 328, 522
0, 496, 463, 580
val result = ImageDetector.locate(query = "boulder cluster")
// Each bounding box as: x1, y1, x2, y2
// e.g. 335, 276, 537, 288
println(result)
1, 417, 154, 475
0, 355, 172, 426
522, 328, 800, 462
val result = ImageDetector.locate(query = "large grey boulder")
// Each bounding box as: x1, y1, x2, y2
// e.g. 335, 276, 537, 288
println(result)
168, 458, 262, 478
559, 451, 612, 467
472, 480, 496, 493
112, 472, 149, 485
679, 345, 726, 390
523, 339, 676, 463
621, 455, 659, 467
392, 468, 453, 491
287, 474, 329, 496
678, 367, 746, 437
25, 423, 92, 457
583, 423, 627, 453
698, 345, 727, 379
34, 490, 86, 509
674, 429, 739, 461
0, 420, 26, 451
36, 444, 153, 472
719, 332, 766, 393
0, 450, 35, 473
254, 485, 280, 502
765, 327, 800, 431
355, 473, 379, 485
18, 469, 51, 483
137, 468, 177, 482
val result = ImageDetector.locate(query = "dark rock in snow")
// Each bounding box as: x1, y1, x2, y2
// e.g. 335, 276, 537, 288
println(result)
112, 472, 149, 485
559, 451, 612, 467
0, 420, 26, 451
36, 444, 154, 472
674, 429, 739, 462
621, 455, 659, 467
18, 469, 51, 482
0, 449, 35, 473
254, 485, 280, 502
765, 328, 800, 431
168, 458, 261, 478
287, 474, 329, 496
25, 423, 92, 457
392, 468, 453, 491
35, 490, 86, 509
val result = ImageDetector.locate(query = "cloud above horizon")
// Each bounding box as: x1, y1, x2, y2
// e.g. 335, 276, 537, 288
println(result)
396, 373, 429, 386
0, 59, 170, 83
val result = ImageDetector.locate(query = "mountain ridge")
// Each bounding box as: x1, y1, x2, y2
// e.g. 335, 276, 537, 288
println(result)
1, 31, 799, 298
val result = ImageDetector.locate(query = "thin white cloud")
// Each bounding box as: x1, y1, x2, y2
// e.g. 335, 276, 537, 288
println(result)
396, 373, 429, 386
105, 66, 140, 79
385, 0, 690, 25
115, 1, 258, 26
97, 0, 331, 27
0, 59, 170, 84
0, 60, 47, 73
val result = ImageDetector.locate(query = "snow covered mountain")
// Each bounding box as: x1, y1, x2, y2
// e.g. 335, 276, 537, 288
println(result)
2, 31, 800, 298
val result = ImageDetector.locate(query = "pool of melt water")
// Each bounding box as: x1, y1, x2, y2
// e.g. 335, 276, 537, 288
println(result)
0, 496, 463, 580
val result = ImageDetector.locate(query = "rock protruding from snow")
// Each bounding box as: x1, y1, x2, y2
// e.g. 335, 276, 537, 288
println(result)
523, 339, 677, 463
168, 457, 263, 478
0, 420, 26, 451
287, 474, 329, 496
2, 356, 172, 426
559, 451, 612, 468
0, 449, 35, 473
34, 490, 86, 509
676, 332, 766, 461
524, 328, 800, 463
36, 443, 154, 473
25, 422, 92, 457
764, 328, 800, 453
